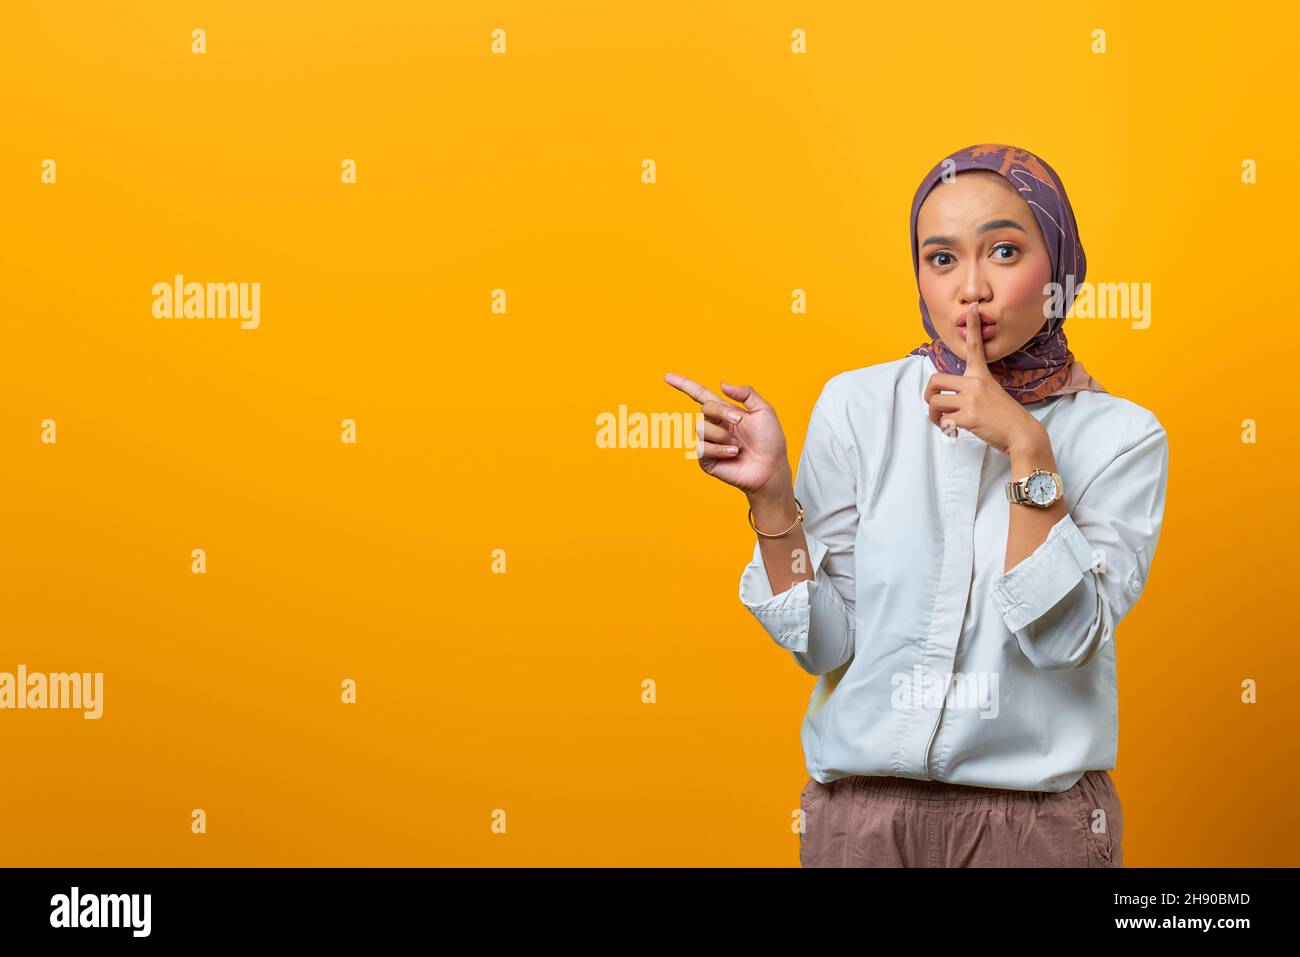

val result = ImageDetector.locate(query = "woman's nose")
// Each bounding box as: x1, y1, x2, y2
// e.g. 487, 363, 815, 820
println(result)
959, 262, 992, 301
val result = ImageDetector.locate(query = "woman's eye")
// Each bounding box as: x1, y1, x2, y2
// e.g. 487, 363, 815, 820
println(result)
927, 244, 1017, 267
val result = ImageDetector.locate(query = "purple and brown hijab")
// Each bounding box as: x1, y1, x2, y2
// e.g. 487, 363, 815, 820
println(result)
907, 143, 1106, 405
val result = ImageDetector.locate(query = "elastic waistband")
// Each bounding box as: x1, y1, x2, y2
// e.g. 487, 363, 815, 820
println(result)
826, 769, 1109, 808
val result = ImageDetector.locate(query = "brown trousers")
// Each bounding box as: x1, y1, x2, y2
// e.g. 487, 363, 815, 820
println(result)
799, 769, 1123, 867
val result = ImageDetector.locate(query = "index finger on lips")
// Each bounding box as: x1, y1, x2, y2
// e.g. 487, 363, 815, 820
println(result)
962, 302, 989, 374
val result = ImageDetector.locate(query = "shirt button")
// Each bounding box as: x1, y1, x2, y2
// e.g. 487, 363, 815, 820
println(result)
1129, 576, 1142, 594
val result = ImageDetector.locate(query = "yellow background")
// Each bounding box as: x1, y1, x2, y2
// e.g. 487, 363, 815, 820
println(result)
1, 2, 1296, 866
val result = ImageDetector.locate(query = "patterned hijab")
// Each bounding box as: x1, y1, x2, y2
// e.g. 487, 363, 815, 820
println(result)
907, 144, 1106, 404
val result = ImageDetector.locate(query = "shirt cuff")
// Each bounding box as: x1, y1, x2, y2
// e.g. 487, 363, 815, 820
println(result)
738, 531, 830, 653
991, 512, 1100, 635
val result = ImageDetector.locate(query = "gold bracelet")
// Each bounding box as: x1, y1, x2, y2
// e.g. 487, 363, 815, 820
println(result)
748, 497, 804, 537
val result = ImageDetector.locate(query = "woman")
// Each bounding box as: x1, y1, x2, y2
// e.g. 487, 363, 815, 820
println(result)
664, 143, 1168, 867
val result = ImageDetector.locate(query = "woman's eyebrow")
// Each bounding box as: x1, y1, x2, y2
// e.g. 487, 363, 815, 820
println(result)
921, 219, 1027, 247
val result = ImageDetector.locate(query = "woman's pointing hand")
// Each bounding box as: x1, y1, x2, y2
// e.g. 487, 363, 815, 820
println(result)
662, 373, 791, 498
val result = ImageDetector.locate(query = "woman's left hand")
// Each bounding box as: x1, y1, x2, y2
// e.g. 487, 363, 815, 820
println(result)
923, 302, 1046, 457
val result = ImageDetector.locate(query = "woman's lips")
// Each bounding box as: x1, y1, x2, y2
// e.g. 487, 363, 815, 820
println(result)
955, 314, 996, 340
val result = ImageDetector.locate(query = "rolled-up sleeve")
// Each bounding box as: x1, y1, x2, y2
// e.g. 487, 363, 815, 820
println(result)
990, 414, 1169, 671
739, 385, 859, 676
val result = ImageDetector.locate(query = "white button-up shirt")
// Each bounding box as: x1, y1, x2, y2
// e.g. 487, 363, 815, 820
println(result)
739, 353, 1169, 792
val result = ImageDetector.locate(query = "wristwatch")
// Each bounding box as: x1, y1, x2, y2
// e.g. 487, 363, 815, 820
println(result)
1005, 467, 1063, 508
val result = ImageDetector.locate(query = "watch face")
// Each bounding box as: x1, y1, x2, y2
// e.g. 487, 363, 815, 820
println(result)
1026, 472, 1058, 506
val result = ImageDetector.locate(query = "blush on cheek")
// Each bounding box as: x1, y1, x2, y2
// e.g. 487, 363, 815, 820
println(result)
1000, 253, 1053, 336
918, 277, 952, 334
1002, 256, 1048, 307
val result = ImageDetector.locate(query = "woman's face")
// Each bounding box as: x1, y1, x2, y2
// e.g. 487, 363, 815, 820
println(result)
915, 170, 1053, 364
